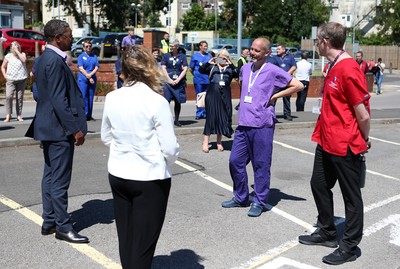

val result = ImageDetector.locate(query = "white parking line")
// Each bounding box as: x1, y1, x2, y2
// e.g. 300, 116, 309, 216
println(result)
370, 136, 400, 146
0, 195, 121, 269
176, 138, 400, 269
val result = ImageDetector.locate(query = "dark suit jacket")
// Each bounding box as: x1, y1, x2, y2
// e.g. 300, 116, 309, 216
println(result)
27, 48, 87, 141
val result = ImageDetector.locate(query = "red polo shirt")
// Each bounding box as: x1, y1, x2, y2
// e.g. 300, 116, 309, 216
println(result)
358, 60, 369, 74
312, 58, 370, 156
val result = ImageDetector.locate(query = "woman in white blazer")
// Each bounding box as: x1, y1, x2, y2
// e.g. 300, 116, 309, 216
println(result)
101, 45, 179, 269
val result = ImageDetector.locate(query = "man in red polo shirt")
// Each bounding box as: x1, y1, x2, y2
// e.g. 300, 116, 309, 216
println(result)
355, 51, 369, 74
298, 22, 371, 265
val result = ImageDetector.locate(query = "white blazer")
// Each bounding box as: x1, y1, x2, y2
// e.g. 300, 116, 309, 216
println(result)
101, 82, 179, 181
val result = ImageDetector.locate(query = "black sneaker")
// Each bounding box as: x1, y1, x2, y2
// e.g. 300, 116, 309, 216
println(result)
298, 231, 337, 248
323, 248, 357, 265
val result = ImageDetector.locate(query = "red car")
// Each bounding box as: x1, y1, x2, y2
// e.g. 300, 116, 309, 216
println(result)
0, 28, 46, 57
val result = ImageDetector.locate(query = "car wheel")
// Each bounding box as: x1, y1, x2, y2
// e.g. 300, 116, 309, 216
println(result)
92, 48, 100, 56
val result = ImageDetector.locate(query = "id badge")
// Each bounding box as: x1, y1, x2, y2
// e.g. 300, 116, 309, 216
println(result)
172, 74, 178, 79
244, 95, 253, 103
219, 81, 225, 86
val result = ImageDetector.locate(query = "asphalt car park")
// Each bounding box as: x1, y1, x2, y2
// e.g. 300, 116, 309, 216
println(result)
0, 121, 399, 269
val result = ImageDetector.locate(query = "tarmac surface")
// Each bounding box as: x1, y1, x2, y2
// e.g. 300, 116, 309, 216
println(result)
0, 74, 399, 269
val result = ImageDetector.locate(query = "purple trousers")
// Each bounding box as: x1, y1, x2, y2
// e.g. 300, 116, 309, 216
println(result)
229, 125, 274, 206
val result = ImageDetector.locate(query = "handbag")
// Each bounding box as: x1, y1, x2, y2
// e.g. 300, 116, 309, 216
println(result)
196, 91, 206, 108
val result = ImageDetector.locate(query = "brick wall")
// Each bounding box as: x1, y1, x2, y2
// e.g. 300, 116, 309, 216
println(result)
90, 61, 374, 100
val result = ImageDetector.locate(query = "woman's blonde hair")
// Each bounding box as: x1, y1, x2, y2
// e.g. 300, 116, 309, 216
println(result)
218, 48, 230, 59
121, 45, 165, 93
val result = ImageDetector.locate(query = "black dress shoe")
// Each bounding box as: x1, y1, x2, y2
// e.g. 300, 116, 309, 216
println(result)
323, 248, 357, 265
195, 117, 200, 120
41, 225, 56, 235
174, 120, 182, 127
298, 231, 337, 248
55, 230, 89, 244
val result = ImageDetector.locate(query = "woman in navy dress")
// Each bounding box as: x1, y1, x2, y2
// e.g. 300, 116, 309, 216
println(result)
161, 40, 188, 127
199, 49, 238, 152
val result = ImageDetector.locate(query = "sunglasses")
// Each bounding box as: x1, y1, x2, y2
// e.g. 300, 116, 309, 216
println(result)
85, 46, 92, 48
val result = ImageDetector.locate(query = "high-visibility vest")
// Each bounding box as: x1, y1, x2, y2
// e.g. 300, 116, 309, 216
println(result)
161, 39, 170, 53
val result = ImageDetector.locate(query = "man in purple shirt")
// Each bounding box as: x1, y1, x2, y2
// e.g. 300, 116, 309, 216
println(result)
221, 38, 303, 217
121, 27, 136, 49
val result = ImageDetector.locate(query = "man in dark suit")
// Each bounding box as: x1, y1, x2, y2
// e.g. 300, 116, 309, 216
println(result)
26, 19, 89, 243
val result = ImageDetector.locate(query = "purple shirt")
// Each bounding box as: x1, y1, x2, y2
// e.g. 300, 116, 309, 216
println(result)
121, 35, 136, 48
238, 62, 292, 127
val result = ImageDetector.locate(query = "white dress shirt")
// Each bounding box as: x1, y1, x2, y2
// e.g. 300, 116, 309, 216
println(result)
101, 82, 179, 181
295, 59, 312, 82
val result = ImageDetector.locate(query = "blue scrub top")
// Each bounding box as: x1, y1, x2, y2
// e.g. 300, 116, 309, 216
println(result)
190, 52, 212, 85
273, 54, 297, 72
161, 52, 188, 80
77, 53, 100, 80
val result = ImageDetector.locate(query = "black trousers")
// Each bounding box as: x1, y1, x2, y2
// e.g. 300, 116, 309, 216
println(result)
296, 80, 309, 111
109, 174, 171, 269
283, 95, 291, 117
310, 145, 363, 254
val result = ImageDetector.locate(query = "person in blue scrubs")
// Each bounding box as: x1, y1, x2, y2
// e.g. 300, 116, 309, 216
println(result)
190, 41, 212, 119
77, 40, 99, 121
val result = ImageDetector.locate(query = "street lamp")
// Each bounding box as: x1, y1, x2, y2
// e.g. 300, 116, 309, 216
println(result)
131, 3, 141, 28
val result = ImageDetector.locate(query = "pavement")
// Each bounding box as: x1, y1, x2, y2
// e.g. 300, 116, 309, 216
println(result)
1, 77, 400, 147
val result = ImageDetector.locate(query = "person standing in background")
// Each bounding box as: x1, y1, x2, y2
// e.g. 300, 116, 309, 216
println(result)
274, 44, 297, 121
190, 40, 212, 120
77, 40, 99, 121
374, 58, 385, 95
26, 19, 88, 244
160, 33, 170, 54
234, 47, 250, 111
1, 41, 28, 122
298, 22, 371, 265
101, 45, 179, 269
368, 58, 375, 72
355, 51, 369, 74
295, 52, 312, 111
121, 27, 136, 49
161, 40, 188, 127
199, 49, 238, 152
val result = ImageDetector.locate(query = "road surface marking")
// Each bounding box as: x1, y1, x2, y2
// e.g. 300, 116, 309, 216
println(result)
370, 136, 400, 146
257, 257, 321, 269
175, 160, 314, 231
0, 195, 121, 269
364, 214, 400, 246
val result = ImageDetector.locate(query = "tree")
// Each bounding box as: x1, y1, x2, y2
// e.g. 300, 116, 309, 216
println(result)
220, 0, 329, 42
374, 0, 400, 45
181, 3, 215, 31
44, 0, 172, 32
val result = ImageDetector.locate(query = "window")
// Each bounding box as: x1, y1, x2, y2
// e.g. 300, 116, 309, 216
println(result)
182, 3, 190, 9
166, 17, 171, 26
0, 15, 11, 28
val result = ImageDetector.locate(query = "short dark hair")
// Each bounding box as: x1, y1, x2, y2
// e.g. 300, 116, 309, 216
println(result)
301, 52, 308, 60
44, 19, 70, 42
277, 43, 286, 49
198, 40, 208, 47
356, 51, 363, 56
318, 22, 346, 49
241, 46, 249, 52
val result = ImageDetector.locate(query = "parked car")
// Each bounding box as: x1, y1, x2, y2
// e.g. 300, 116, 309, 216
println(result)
210, 44, 234, 55
90, 37, 103, 56
71, 36, 98, 57
102, 33, 143, 58
0, 28, 46, 57
294, 50, 319, 61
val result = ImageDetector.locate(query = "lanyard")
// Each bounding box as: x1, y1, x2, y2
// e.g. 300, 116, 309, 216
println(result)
321, 50, 345, 95
248, 63, 266, 94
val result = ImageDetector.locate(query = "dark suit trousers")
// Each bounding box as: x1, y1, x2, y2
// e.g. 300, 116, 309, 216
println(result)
41, 139, 75, 233
310, 144, 364, 254
109, 174, 171, 269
